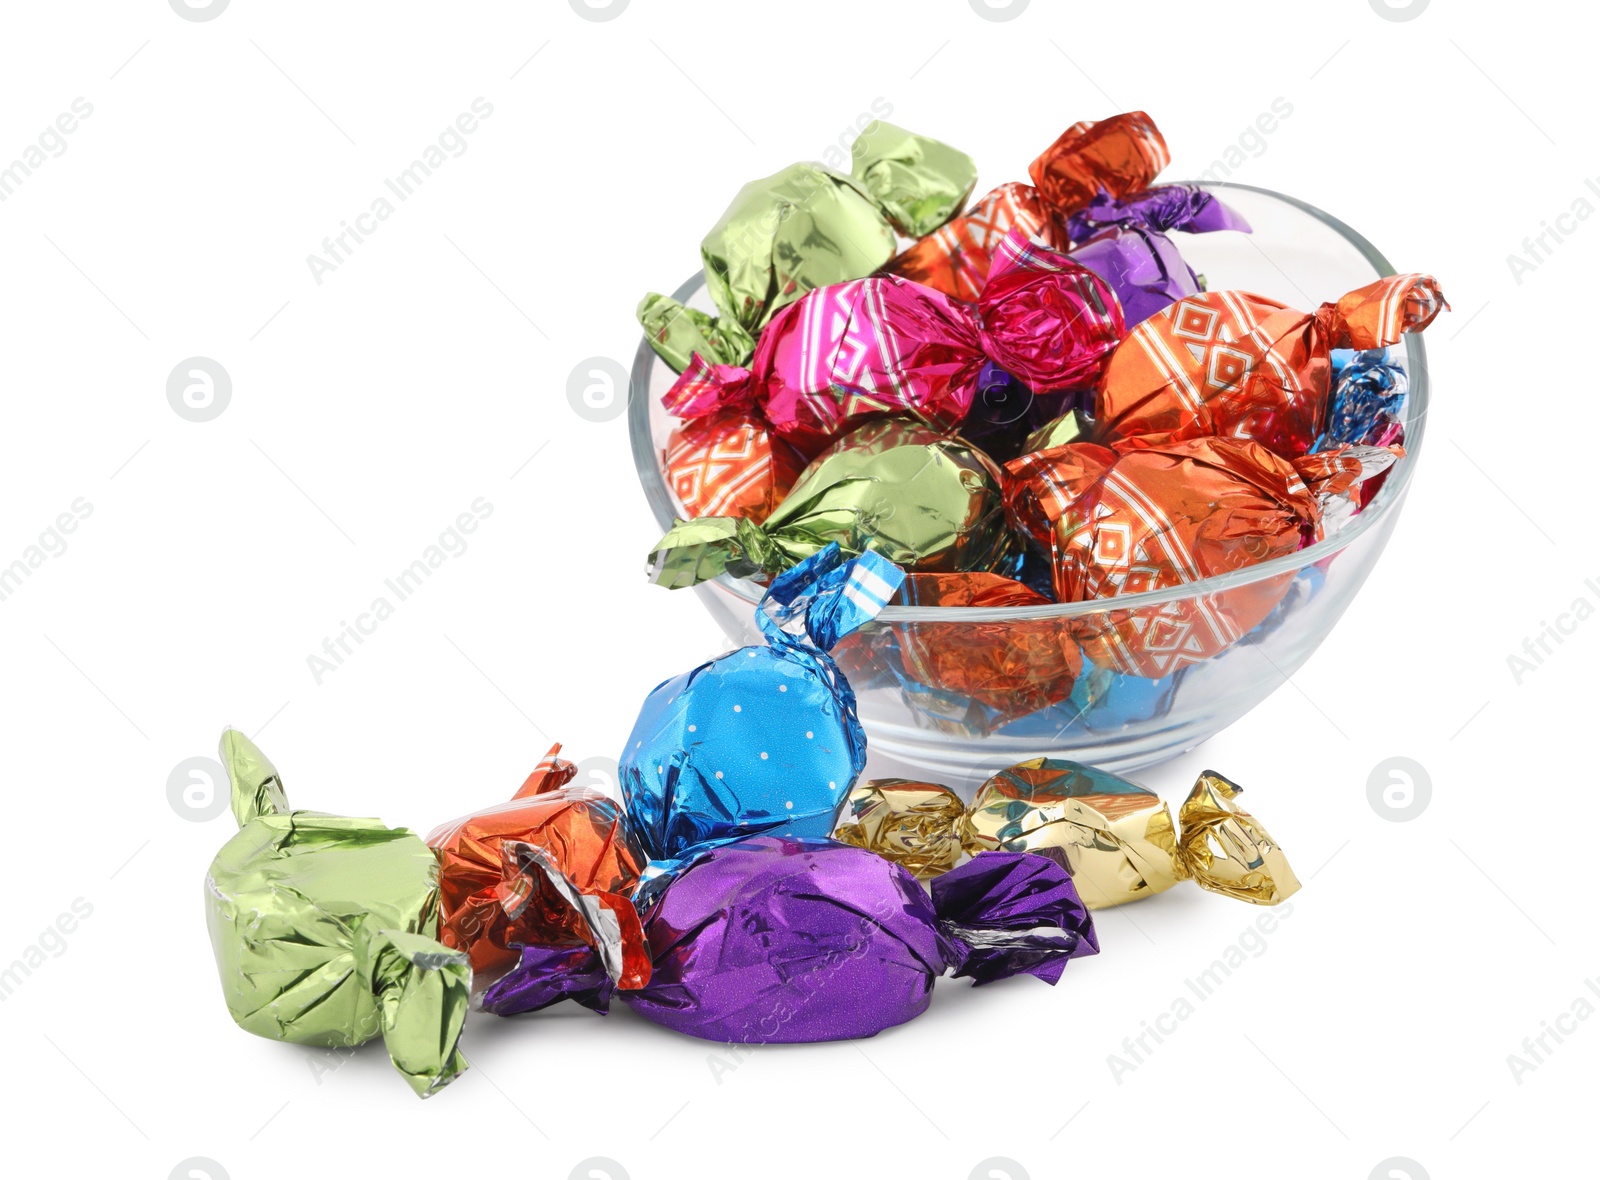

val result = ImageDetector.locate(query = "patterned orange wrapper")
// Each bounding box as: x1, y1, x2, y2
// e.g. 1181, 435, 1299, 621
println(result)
885, 181, 1048, 302
884, 112, 1170, 301
665, 410, 804, 523
426, 745, 647, 991
894, 572, 1083, 721
1094, 274, 1447, 458
1005, 436, 1402, 677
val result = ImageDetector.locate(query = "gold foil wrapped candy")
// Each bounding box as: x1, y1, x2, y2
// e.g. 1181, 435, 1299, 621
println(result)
834, 779, 967, 877
834, 758, 1298, 909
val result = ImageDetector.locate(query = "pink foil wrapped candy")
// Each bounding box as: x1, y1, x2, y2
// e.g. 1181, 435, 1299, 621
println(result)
664, 231, 1124, 459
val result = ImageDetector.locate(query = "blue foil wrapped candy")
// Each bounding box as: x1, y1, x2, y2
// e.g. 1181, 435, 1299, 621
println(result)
620, 545, 905, 879
1313, 348, 1408, 451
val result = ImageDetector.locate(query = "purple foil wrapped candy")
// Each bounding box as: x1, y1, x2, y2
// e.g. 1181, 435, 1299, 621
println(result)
480, 836, 1097, 1043
1064, 184, 1251, 327
1069, 227, 1211, 327
959, 361, 1081, 462
1062, 184, 1251, 243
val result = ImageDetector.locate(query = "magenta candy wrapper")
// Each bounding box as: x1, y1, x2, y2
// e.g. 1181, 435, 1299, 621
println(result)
662, 230, 1124, 458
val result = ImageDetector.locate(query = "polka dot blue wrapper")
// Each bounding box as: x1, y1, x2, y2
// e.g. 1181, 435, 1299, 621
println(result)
621, 545, 905, 881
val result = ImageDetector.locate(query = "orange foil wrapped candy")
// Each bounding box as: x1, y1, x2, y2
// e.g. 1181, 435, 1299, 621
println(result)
665, 410, 803, 523
426, 745, 647, 991
1027, 112, 1171, 226
894, 572, 1083, 722
884, 111, 1171, 302
884, 182, 1049, 302
1005, 437, 1401, 677
1095, 275, 1446, 458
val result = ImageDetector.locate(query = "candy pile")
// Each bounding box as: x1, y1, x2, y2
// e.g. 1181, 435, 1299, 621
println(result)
200, 109, 1420, 1099
638, 111, 1446, 704
203, 548, 1296, 1096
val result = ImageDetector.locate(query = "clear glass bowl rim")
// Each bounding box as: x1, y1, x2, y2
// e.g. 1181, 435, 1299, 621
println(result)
627, 180, 1429, 623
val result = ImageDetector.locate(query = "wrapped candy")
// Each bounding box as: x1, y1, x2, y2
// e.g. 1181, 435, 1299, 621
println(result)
663, 231, 1123, 459
885, 181, 1048, 301
481, 836, 1098, 1042
833, 780, 968, 877
884, 111, 1171, 300
1066, 662, 1184, 733
1093, 274, 1446, 457
850, 119, 979, 239
1005, 435, 1402, 676
638, 123, 977, 371
890, 572, 1083, 724
1028, 112, 1171, 227
957, 362, 1079, 462
1060, 183, 1245, 243
426, 744, 646, 992
647, 420, 1008, 589
664, 410, 804, 523
1065, 186, 1252, 327
203, 730, 470, 1098
1021, 406, 1089, 455
623, 545, 905, 877
1070, 226, 1215, 328
1314, 348, 1408, 451
835, 759, 1299, 910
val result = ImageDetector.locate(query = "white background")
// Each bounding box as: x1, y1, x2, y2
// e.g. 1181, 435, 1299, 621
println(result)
0, 1, 1590, 1178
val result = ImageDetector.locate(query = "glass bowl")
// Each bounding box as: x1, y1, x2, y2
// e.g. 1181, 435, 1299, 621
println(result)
628, 182, 1428, 790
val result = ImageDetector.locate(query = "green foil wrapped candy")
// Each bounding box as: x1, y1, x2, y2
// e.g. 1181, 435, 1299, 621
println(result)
204, 729, 470, 1098
1021, 408, 1089, 455
638, 122, 976, 371
647, 419, 1009, 588
851, 120, 978, 238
